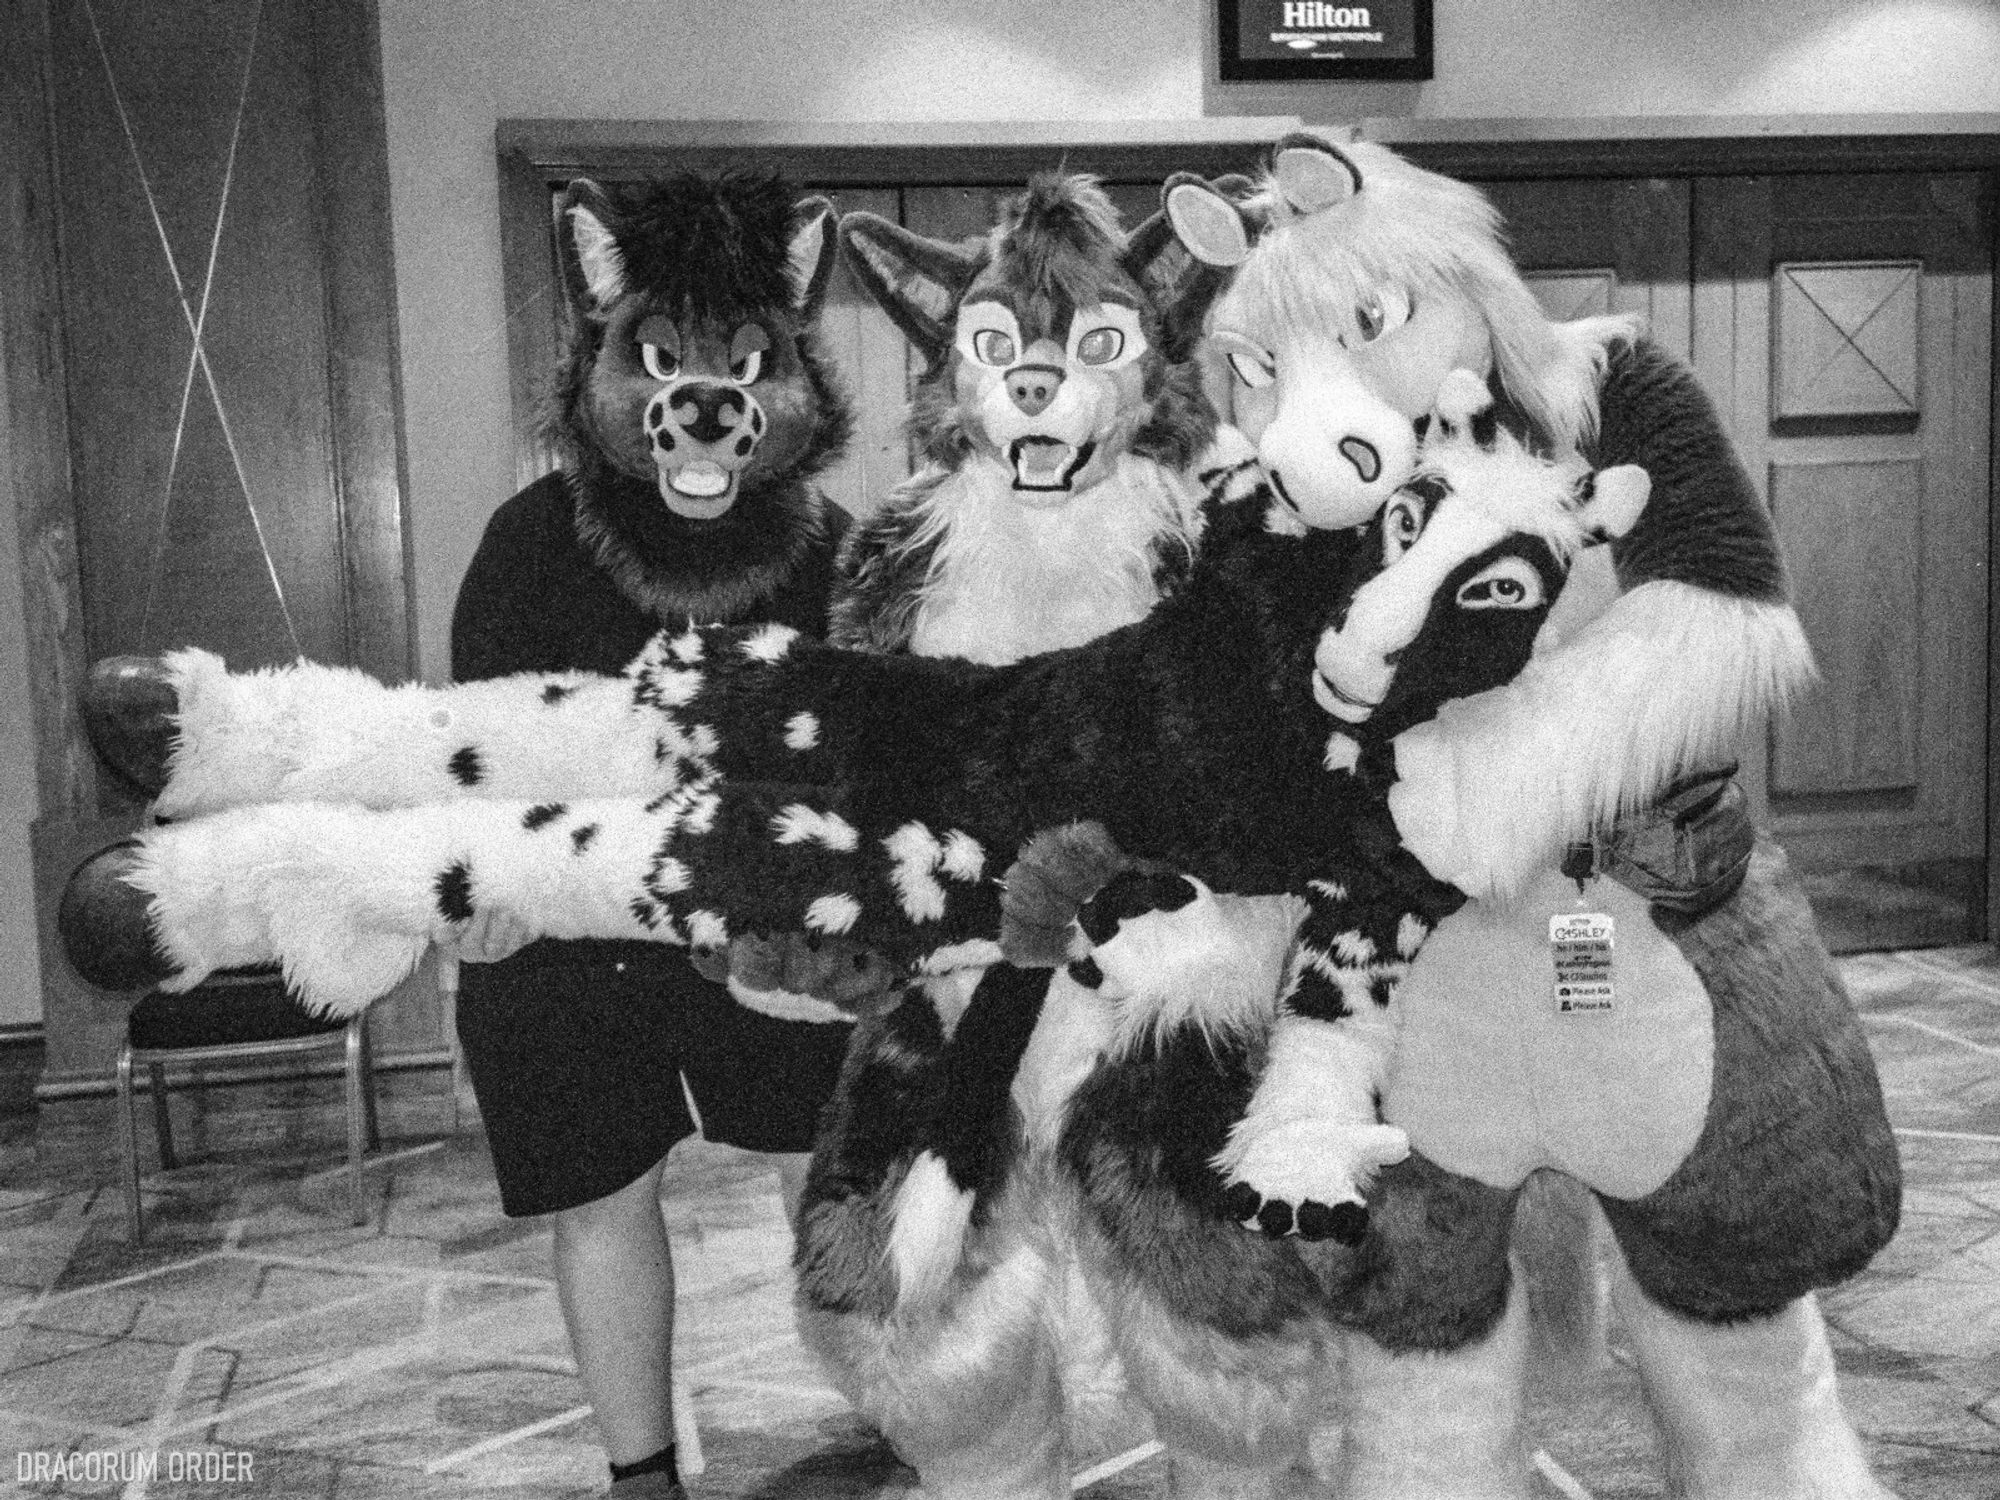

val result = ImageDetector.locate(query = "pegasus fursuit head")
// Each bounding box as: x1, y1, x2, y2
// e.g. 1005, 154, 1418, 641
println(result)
552, 171, 853, 622
829, 174, 1229, 663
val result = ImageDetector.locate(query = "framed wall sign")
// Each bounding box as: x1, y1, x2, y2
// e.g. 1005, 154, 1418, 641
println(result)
1217, 0, 1434, 81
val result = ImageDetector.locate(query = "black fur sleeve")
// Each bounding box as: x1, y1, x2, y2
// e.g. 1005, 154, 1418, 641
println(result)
826, 504, 939, 653
1590, 337, 1789, 605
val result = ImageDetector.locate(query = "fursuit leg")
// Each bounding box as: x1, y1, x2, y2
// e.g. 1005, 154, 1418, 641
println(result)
797, 1250, 1069, 1500
148, 647, 668, 818
795, 986, 1072, 1500
121, 779, 947, 1015
1609, 1250, 1895, 1500
124, 796, 690, 1013
1339, 1258, 1534, 1500
1098, 1254, 1337, 1500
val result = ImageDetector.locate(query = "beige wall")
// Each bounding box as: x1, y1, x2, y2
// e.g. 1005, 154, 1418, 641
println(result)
5, 0, 2000, 1024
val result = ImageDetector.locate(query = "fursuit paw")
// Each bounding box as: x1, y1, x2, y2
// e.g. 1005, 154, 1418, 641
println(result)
1071, 868, 1203, 993
1068, 872, 1301, 1043
997, 820, 1134, 968
1213, 1117, 1409, 1244
58, 839, 179, 990
723, 930, 898, 1018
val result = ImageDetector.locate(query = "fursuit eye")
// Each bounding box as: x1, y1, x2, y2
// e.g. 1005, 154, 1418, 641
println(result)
640, 343, 679, 381
1076, 327, 1124, 365
972, 329, 1017, 366
1353, 285, 1413, 344
1456, 559, 1544, 610
1227, 349, 1276, 389
1382, 498, 1423, 562
729, 348, 763, 384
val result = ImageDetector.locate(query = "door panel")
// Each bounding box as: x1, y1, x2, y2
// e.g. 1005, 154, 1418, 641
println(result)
803, 186, 905, 520
47, 0, 404, 676
1694, 174, 1991, 948
1476, 178, 1693, 360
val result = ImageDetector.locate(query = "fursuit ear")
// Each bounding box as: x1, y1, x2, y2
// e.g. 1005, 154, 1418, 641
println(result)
787, 197, 840, 319
557, 179, 625, 319
1431, 368, 1494, 433
1122, 205, 1229, 359
1271, 132, 1362, 216
837, 211, 983, 362
1577, 464, 1650, 544
1164, 172, 1256, 268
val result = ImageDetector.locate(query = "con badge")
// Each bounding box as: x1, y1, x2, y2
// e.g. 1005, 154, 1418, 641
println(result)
1550, 911, 1615, 1015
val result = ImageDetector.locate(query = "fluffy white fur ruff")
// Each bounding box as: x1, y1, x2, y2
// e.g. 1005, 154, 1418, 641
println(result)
1211, 1011, 1408, 1213
886, 1151, 979, 1314
1607, 1259, 1892, 1500
905, 453, 1202, 665
1389, 583, 1816, 900
156, 648, 664, 820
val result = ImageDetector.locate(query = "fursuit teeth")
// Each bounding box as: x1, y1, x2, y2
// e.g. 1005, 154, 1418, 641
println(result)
1007, 436, 1093, 493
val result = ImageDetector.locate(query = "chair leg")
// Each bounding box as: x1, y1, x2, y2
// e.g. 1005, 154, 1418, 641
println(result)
358, 1020, 381, 1152
345, 1020, 369, 1227
148, 1060, 175, 1169
117, 1045, 143, 1244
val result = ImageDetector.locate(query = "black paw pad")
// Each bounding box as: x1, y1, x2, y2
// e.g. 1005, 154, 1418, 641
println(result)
1077, 870, 1200, 945
1220, 1182, 1260, 1223
1256, 1199, 1295, 1238
1066, 956, 1105, 989
1327, 1202, 1369, 1245
1296, 1199, 1369, 1244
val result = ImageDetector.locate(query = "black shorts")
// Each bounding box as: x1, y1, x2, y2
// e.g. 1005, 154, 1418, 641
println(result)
454, 938, 853, 1217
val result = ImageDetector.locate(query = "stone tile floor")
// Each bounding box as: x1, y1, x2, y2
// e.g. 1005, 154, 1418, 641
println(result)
2, 948, 1997, 1498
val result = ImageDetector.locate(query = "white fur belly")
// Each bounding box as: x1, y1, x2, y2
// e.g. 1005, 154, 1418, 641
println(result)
1385, 871, 1714, 1199
908, 455, 1196, 665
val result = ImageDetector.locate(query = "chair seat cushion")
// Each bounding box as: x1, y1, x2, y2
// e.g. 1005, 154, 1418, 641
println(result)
129, 973, 348, 1051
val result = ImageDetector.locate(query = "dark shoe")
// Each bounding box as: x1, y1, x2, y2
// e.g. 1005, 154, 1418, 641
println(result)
58, 840, 176, 990
81, 656, 180, 796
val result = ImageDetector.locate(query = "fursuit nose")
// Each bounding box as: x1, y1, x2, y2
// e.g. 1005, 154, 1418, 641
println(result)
643, 377, 769, 518
1005, 364, 1065, 418
1338, 436, 1382, 484
666, 380, 755, 446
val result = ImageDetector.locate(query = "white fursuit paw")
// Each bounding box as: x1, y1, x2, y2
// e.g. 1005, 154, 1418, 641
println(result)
1212, 1114, 1408, 1244
1071, 871, 1300, 1050
1210, 1014, 1407, 1244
